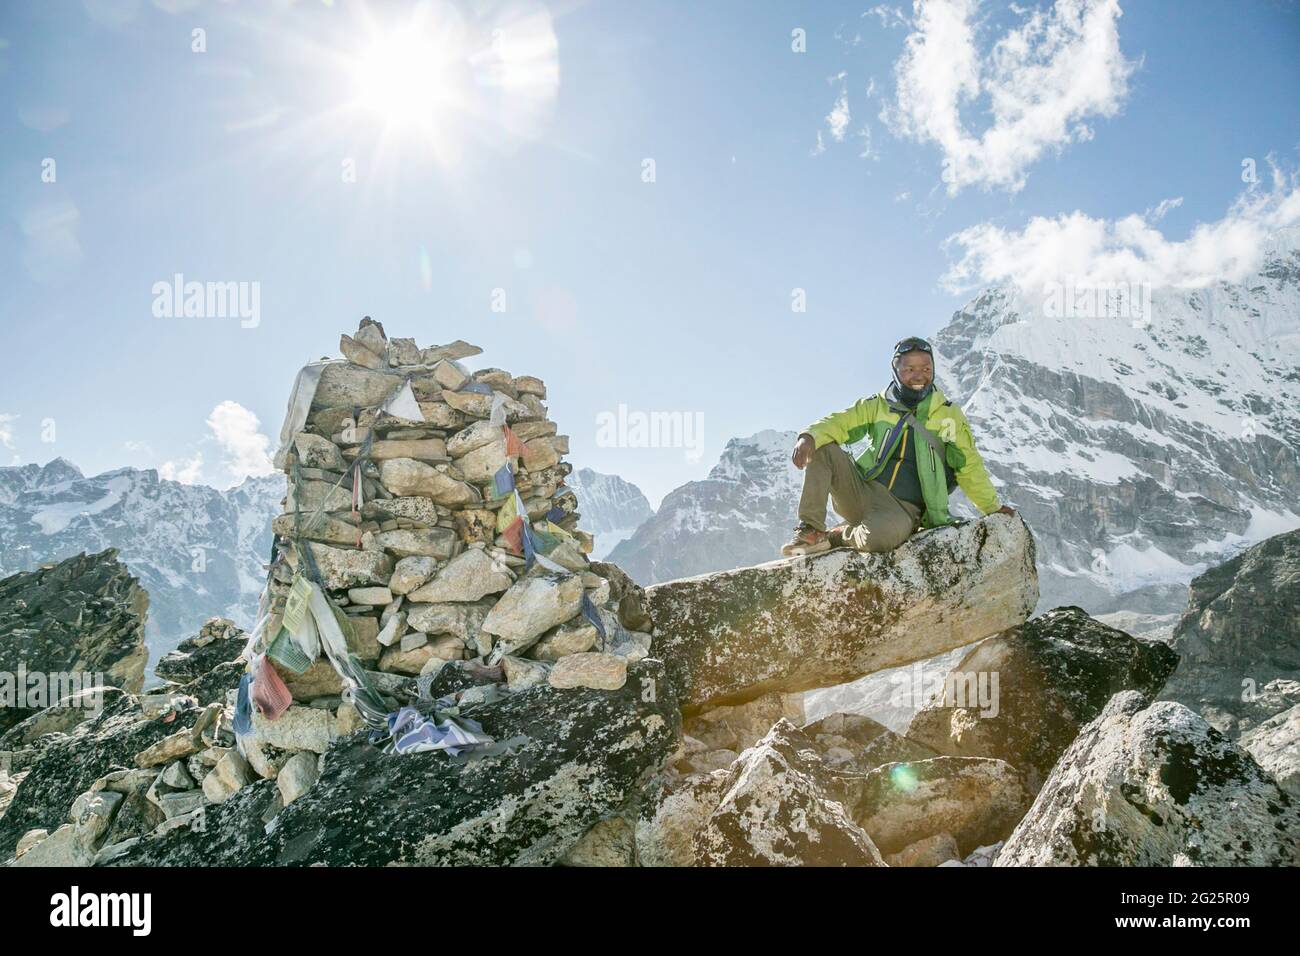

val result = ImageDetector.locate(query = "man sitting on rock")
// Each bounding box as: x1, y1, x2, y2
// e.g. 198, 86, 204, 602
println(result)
782, 336, 1014, 557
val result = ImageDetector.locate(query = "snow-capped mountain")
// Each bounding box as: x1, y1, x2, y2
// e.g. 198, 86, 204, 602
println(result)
607, 430, 818, 583
609, 228, 1300, 620
932, 226, 1300, 615
564, 467, 654, 560
0, 459, 283, 672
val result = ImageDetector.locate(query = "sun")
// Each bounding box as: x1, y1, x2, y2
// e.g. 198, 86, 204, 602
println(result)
352, 30, 450, 131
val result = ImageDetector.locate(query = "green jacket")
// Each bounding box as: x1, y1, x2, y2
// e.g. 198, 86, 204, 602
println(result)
803, 384, 1002, 529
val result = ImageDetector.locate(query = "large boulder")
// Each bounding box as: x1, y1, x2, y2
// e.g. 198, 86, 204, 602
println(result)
1158, 528, 1300, 736
648, 513, 1038, 715
906, 606, 1178, 792
995, 691, 1300, 866
634, 771, 731, 867
153, 618, 247, 685
851, 756, 1031, 857
107, 659, 679, 866
0, 549, 148, 735
691, 719, 885, 867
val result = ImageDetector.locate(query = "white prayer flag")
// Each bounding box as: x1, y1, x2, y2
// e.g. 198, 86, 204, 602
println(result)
383, 379, 424, 422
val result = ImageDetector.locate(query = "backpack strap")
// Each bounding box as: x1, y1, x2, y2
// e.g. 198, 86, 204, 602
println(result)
886, 402, 946, 458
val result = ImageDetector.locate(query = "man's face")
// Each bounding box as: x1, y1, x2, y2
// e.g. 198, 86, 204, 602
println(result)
896, 350, 933, 390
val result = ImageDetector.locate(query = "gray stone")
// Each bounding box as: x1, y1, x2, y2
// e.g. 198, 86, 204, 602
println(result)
648, 514, 1039, 715
548, 652, 628, 691
527, 620, 599, 662
406, 600, 495, 654
501, 655, 551, 692
379, 459, 481, 507
277, 752, 320, 807
293, 432, 345, 471
692, 720, 885, 867
347, 586, 393, 606
995, 692, 1300, 866
482, 572, 585, 661
407, 548, 512, 604
303, 543, 393, 591
364, 528, 457, 560
389, 556, 439, 595
201, 749, 254, 804
339, 333, 383, 369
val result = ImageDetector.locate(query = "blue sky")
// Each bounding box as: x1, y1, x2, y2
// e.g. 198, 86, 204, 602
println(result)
1, 0, 1298, 507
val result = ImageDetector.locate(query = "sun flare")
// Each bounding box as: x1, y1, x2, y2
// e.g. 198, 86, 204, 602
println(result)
352, 30, 449, 130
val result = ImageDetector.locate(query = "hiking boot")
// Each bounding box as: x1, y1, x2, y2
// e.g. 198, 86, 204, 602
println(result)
827, 523, 851, 548
781, 523, 831, 557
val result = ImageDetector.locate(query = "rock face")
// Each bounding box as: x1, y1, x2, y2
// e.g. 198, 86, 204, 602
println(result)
1158, 528, 1300, 736
564, 468, 654, 561
153, 618, 247, 685
996, 691, 1300, 866
0, 460, 282, 672
0, 689, 198, 856
906, 606, 1179, 792
1239, 704, 1300, 798
648, 513, 1038, 715
0, 549, 148, 735
609, 430, 821, 585
108, 660, 678, 866
932, 231, 1300, 617
691, 720, 885, 867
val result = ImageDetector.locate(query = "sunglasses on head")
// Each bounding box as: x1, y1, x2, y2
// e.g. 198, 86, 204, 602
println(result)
893, 337, 933, 358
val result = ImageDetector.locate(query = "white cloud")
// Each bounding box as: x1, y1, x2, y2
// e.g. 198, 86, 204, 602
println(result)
1145, 196, 1183, 222
206, 401, 275, 484
159, 453, 204, 484
827, 89, 851, 142
940, 162, 1300, 294
858, 126, 879, 161
880, 0, 1138, 195
123, 440, 154, 455
0, 413, 17, 450
865, 4, 910, 28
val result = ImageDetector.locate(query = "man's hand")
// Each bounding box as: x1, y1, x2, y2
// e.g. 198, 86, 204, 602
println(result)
792, 434, 815, 470
997, 505, 1016, 516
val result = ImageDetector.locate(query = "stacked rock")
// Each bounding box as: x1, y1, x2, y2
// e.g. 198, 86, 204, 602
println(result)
259, 317, 654, 709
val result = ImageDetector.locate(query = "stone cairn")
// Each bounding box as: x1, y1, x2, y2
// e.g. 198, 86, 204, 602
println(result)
237, 319, 654, 769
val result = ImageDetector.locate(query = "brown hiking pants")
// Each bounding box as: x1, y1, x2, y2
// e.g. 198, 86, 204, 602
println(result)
797, 442, 923, 552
